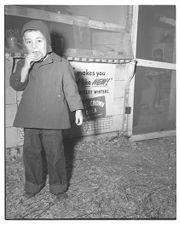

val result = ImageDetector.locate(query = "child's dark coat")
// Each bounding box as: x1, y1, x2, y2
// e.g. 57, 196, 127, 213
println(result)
10, 53, 83, 129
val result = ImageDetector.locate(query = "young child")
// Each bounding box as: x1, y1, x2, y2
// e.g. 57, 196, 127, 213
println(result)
10, 20, 83, 199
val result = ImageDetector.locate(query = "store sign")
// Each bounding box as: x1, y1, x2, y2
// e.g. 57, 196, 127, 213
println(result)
70, 62, 115, 119
83, 95, 106, 119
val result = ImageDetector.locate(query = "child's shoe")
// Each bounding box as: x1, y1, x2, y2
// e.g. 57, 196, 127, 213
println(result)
23, 183, 45, 199
23, 192, 38, 199
55, 192, 68, 201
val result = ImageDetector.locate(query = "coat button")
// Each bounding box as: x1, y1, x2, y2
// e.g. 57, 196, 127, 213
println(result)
58, 94, 61, 97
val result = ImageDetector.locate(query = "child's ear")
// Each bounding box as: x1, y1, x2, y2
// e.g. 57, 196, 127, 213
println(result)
47, 44, 52, 53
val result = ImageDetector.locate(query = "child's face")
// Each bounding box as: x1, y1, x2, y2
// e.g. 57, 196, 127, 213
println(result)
23, 30, 47, 59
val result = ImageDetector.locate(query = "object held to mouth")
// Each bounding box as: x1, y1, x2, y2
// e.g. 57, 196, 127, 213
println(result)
33, 51, 43, 61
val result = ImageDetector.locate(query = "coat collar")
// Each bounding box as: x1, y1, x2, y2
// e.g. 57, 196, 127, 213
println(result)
36, 52, 62, 68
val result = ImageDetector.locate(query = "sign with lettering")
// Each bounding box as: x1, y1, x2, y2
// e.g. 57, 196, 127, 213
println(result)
70, 62, 115, 119
83, 95, 106, 119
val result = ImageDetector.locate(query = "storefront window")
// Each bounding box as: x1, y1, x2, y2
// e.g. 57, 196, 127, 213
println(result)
133, 66, 176, 134
136, 5, 176, 63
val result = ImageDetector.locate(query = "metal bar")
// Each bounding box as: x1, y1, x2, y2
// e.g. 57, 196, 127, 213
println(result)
136, 58, 176, 70
130, 130, 176, 141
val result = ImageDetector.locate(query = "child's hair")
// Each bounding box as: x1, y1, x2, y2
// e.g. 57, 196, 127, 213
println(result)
21, 20, 52, 53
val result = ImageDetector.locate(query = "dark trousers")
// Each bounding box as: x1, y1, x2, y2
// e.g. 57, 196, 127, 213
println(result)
23, 128, 67, 195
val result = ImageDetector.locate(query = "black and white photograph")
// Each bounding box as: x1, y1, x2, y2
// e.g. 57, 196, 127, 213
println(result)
3, 2, 177, 220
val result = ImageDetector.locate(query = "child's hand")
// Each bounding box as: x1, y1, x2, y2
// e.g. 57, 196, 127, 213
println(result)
20, 52, 43, 83
24, 52, 42, 68
75, 110, 83, 126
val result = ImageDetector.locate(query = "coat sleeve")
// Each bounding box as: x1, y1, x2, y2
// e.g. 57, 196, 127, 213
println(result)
63, 60, 84, 112
9, 59, 29, 91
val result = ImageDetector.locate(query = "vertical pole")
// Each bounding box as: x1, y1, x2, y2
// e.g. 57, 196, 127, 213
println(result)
168, 32, 176, 122
126, 5, 139, 137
